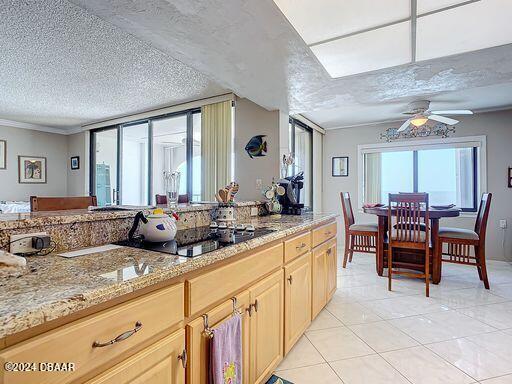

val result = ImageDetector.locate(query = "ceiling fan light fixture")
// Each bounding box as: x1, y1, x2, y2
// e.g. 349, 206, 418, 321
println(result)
410, 116, 428, 127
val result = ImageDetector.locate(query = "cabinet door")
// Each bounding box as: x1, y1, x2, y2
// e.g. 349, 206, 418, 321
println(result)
284, 253, 312, 354
249, 270, 284, 384
326, 241, 338, 300
86, 329, 185, 384
186, 291, 251, 384
311, 248, 327, 319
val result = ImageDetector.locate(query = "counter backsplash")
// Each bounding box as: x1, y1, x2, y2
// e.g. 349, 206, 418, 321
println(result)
0, 202, 267, 252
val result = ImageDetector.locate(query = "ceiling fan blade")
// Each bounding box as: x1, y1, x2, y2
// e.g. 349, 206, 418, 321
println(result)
428, 114, 459, 125
430, 109, 473, 115
397, 119, 412, 132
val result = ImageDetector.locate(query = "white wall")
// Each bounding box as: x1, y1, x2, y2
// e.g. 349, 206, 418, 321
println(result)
67, 131, 89, 196
323, 109, 512, 261
234, 97, 280, 200
0, 125, 69, 200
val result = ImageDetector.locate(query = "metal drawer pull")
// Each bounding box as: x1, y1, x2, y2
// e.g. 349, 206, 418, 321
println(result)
296, 242, 307, 250
287, 275, 293, 284
92, 321, 142, 348
178, 349, 188, 369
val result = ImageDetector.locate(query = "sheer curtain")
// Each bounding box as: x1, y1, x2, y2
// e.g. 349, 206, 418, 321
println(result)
201, 100, 232, 201
364, 152, 382, 204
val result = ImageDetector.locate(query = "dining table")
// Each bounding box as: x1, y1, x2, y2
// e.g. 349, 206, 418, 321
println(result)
363, 206, 461, 284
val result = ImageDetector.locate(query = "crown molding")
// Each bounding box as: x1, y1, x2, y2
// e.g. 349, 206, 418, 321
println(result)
0, 119, 82, 135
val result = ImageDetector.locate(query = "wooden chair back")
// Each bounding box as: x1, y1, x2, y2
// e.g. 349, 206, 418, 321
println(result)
30, 196, 97, 212
155, 194, 190, 205
474, 193, 492, 242
388, 193, 429, 246
340, 192, 355, 231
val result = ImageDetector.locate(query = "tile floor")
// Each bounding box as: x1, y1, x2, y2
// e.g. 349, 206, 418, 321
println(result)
275, 251, 512, 384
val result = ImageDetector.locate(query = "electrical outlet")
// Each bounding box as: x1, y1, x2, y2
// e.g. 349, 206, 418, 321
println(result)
10, 232, 48, 254
250, 207, 259, 217
255, 179, 262, 189
500, 220, 507, 229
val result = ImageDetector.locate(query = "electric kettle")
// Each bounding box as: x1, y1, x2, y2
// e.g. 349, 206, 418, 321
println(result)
128, 209, 179, 243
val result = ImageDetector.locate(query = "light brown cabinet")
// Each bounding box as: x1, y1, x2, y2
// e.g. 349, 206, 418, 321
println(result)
86, 329, 186, 384
249, 270, 284, 384
284, 252, 311, 353
312, 238, 338, 319
186, 292, 251, 384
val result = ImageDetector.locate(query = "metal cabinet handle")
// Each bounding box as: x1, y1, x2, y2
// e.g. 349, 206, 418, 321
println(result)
287, 275, 293, 284
246, 305, 253, 317
327, 248, 332, 255
295, 242, 307, 251
92, 321, 142, 348
178, 349, 187, 369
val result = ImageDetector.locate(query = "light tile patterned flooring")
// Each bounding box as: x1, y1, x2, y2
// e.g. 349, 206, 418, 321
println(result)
275, 250, 512, 384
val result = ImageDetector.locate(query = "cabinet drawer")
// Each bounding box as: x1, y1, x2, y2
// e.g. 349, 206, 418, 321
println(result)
312, 221, 337, 248
186, 243, 283, 317
284, 231, 311, 264
85, 329, 185, 384
0, 284, 184, 384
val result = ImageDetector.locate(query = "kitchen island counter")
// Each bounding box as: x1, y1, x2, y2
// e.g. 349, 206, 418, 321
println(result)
0, 213, 337, 340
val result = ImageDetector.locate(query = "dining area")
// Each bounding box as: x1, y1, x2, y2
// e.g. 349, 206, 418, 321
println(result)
341, 191, 493, 297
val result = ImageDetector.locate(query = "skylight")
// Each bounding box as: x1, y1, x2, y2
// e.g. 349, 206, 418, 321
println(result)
273, 0, 512, 78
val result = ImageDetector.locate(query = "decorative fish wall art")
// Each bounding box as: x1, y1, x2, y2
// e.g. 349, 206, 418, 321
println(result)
245, 135, 267, 158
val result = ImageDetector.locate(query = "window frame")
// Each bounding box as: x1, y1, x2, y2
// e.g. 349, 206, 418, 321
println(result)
357, 135, 487, 215
89, 107, 201, 205
289, 117, 314, 209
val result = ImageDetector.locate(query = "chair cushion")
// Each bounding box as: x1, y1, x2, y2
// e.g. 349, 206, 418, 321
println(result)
349, 223, 378, 232
439, 227, 479, 240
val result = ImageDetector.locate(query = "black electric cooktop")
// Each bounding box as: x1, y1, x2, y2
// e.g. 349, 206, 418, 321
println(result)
115, 225, 275, 258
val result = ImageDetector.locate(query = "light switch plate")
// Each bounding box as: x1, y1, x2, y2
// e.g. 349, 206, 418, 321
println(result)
500, 220, 507, 229
10, 232, 48, 254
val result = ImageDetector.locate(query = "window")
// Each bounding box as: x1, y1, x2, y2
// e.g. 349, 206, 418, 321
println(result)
289, 118, 313, 209
359, 137, 485, 212
90, 108, 202, 206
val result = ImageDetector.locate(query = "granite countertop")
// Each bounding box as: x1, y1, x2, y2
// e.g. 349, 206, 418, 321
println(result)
0, 213, 337, 339
0, 201, 264, 230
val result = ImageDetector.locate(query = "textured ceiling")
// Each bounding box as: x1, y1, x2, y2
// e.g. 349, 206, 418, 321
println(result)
2, 0, 512, 130
0, 0, 225, 129
69, 0, 512, 129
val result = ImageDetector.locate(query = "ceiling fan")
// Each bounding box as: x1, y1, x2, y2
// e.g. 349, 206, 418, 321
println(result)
397, 100, 473, 133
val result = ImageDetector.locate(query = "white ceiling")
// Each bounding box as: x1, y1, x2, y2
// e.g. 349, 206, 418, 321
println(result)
275, 0, 512, 78
0, 0, 225, 129
2, 0, 512, 130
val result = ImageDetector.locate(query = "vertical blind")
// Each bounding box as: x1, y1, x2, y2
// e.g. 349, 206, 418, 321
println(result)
201, 100, 232, 201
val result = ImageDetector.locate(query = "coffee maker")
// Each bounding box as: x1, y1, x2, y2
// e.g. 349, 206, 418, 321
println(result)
277, 172, 305, 215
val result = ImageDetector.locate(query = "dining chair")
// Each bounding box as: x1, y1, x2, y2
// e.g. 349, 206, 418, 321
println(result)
155, 194, 189, 204
340, 192, 378, 268
437, 193, 492, 289
30, 196, 97, 212
388, 193, 431, 296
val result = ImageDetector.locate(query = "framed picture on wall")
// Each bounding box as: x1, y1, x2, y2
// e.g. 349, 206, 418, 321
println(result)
332, 156, 349, 177
18, 155, 47, 184
0, 140, 5, 169
71, 156, 80, 170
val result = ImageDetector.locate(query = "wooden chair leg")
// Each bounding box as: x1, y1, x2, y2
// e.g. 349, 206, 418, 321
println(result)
343, 233, 351, 268
425, 248, 430, 298
388, 247, 393, 291
348, 235, 355, 262
477, 245, 490, 289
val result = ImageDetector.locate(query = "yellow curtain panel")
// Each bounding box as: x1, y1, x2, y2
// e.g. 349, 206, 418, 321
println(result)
201, 100, 232, 201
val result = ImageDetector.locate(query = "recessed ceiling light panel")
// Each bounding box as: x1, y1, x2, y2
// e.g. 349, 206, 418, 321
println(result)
417, 0, 512, 61
273, 0, 409, 44
310, 21, 411, 78
417, 0, 472, 14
